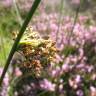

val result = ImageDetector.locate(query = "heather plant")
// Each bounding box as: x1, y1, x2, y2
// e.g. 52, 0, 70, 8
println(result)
0, 68, 9, 96
13, 12, 96, 96
12, 27, 57, 77
7, 15, 96, 96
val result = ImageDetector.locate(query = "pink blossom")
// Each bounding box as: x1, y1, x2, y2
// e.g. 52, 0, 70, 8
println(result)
71, 0, 80, 5
40, 79, 56, 91
75, 75, 81, 83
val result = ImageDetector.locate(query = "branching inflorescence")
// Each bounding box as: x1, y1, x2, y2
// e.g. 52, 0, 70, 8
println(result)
13, 27, 58, 77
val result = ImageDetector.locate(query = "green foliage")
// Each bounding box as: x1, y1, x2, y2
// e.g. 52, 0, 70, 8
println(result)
0, 35, 12, 67
0, 9, 20, 37
62, 45, 77, 57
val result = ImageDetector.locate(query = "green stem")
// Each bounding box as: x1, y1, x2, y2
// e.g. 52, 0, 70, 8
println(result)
0, 31, 7, 63
12, 0, 23, 26
68, 0, 81, 42
0, 0, 41, 87
56, 0, 64, 42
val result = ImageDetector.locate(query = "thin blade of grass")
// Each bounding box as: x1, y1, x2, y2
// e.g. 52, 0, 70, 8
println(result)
68, 0, 81, 42
12, 0, 23, 26
0, 31, 7, 65
0, 0, 41, 86
56, 0, 64, 42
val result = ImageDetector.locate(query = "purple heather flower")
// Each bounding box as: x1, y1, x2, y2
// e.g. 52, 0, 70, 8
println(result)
69, 75, 82, 89
90, 86, 96, 96
87, 65, 94, 73
14, 67, 22, 77
71, 0, 80, 4
40, 79, 56, 91
78, 16, 89, 24
90, 86, 96, 92
62, 63, 70, 72
69, 78, 78, 89
76, 63, 85, 69
0, 68, 9, 96
75, 75, 81, 83
55, 54, 63, 63
51, 66, 61, 78
50, 23, 58, 32
76, 90, 84, 96
1, 0, 12, 7
0, 68, 9, 86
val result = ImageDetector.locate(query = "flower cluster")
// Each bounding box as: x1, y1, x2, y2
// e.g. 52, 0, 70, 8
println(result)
51, 16, 96, 96
15, 27, 58, 77
30, 13, 96, 96
0, 68, 9, 96
0, 0, 12, 8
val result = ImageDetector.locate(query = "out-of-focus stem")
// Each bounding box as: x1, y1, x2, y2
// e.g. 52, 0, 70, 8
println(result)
56, 0, 64, 42
12, 0, 23, 26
